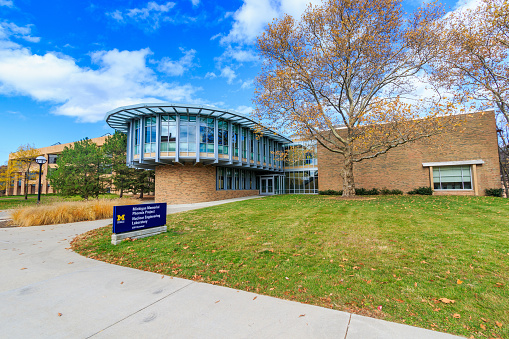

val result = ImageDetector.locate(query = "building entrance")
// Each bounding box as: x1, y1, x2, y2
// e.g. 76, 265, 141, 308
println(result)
259, 175, 285, 195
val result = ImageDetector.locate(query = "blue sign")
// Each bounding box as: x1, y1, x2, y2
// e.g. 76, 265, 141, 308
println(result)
113, 203, 167, 234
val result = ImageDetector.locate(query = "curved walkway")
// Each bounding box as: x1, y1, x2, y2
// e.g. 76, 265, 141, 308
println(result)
0, 197, 462, 339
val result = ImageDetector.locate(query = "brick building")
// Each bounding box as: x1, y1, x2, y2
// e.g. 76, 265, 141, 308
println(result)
5, 136, 110, 196
105, 103, 501, 204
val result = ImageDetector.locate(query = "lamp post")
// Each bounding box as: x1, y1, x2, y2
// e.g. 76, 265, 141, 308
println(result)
35, 156, 47, 204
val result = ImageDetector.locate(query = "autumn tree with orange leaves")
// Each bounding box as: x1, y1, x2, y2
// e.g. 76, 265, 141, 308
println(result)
254, 0, 464, 196
431, 0, 509, 197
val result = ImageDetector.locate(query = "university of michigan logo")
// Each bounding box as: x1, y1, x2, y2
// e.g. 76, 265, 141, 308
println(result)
117, 214, 125, 221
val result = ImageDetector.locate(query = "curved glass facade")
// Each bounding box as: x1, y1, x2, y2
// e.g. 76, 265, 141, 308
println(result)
105, 104, 292, 173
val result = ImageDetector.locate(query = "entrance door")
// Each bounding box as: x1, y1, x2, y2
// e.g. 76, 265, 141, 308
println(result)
260, 177, 274, 195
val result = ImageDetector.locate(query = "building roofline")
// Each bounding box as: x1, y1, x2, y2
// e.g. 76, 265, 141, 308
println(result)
105, 103, 293, 144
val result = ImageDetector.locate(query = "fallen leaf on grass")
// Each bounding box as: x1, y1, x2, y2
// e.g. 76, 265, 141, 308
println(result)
496, 321, 503, 327
480, 324, 486, 330
453, 313, 461, 319
183, 246, 189, 249
481, 318, 488, 322
457, 279, 463, 285
219, 270, 229, 273
438, 298, 455, 304
495, 282, 504, 288
433, 308, 441, 312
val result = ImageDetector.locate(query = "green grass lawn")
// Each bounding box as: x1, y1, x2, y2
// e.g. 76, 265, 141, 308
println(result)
0, 193, 121, 209
72, 195, 509, 338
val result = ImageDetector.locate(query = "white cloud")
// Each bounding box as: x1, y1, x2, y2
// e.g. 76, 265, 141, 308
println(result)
158, 48, 196, 76
453, 0, 481, 11
205, 72, 217, 79
0, 0, 13, 7
222, 0, 322, 45
220, 66, 236, 84
241, 79, 253, 89
0, 46, 200, 122
235, 105, 252, 115
107, 1, 176, 31
190, 0, 199, 7
223, 45, 257, 63
0, 22, 40, 43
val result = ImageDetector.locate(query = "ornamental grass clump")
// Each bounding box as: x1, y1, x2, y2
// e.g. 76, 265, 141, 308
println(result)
10, 198, 138, 227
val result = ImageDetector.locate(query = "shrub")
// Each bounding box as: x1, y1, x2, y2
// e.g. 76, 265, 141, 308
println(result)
366, 188, 380, 195
355, 188, 368, 195
318, 189, 343, 195
408, 186, 433, 195
485, 188, 503, 197
10, 198, 140, 227
389, 189, 403, 195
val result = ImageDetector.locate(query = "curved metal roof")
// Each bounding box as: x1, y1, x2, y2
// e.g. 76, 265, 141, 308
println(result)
105, 103, 292, 144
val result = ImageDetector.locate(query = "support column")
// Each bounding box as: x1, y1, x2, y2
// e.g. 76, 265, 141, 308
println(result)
429, 166, 433, 192
472, 164, 479, 196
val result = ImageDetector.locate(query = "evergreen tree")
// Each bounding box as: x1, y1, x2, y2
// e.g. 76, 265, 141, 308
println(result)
102, 132, 134, 198
48, 139, 108, 199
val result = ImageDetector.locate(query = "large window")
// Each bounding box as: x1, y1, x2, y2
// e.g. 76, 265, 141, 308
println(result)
199, 117, 215, 154
144, 117, 156, 153
180, 115, 197, 155
217, 167, 258, 190
285, 170, 319, 194
433, 165, 472, 190
161, 115, 177, 152
218, 120, 229, 155
232, 124, 239, 157
134, 120, 141, 155
48, 154, 58, 164
284, 141, 318, 169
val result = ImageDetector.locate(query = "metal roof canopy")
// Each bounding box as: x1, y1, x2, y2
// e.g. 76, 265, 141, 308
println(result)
105, 103, 292, 144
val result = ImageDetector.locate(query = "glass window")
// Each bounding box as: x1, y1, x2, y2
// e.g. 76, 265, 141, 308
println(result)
48, 154, 58, 164
160, 115, 177, 152
134, 119, 141, 154
180, 115, 197, 155
232, 125, 239, 157
242, 128, 247, 159
199, 117, 215, 154
218, 120, 229, 155
433, 165, 472, 190
144, 117, 156, 154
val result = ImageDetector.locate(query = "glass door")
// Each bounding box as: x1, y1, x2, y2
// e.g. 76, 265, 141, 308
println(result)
260, 177, 275, 195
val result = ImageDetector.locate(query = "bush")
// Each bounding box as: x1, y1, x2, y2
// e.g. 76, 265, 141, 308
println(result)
408, 186, 433, 195
318, 189, 343, 195
10, 198, 140, 227
485, 188, 503, 197
389, 189, 403, 195
355, 188, 380, 195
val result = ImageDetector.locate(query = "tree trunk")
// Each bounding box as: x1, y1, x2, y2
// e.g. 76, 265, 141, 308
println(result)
119, 187, 123, 198
24, 171, 28, 200
139, 186, 144, 199
501, 159, 509, 198
342, 157, 356, 197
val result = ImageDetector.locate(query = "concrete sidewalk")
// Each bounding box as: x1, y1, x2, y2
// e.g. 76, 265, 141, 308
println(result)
0, 197, 463, 338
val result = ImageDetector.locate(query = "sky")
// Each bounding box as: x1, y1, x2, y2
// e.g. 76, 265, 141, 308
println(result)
0, 0, 479, 162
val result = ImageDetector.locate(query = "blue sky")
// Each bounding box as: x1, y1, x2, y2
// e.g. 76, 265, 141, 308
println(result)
0, 0, 477, 162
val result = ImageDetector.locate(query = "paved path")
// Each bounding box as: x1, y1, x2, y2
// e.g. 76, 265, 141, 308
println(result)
0, 197, 463, 338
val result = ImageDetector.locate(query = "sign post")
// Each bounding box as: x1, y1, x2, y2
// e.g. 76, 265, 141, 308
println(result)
111, 203, 167, 245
